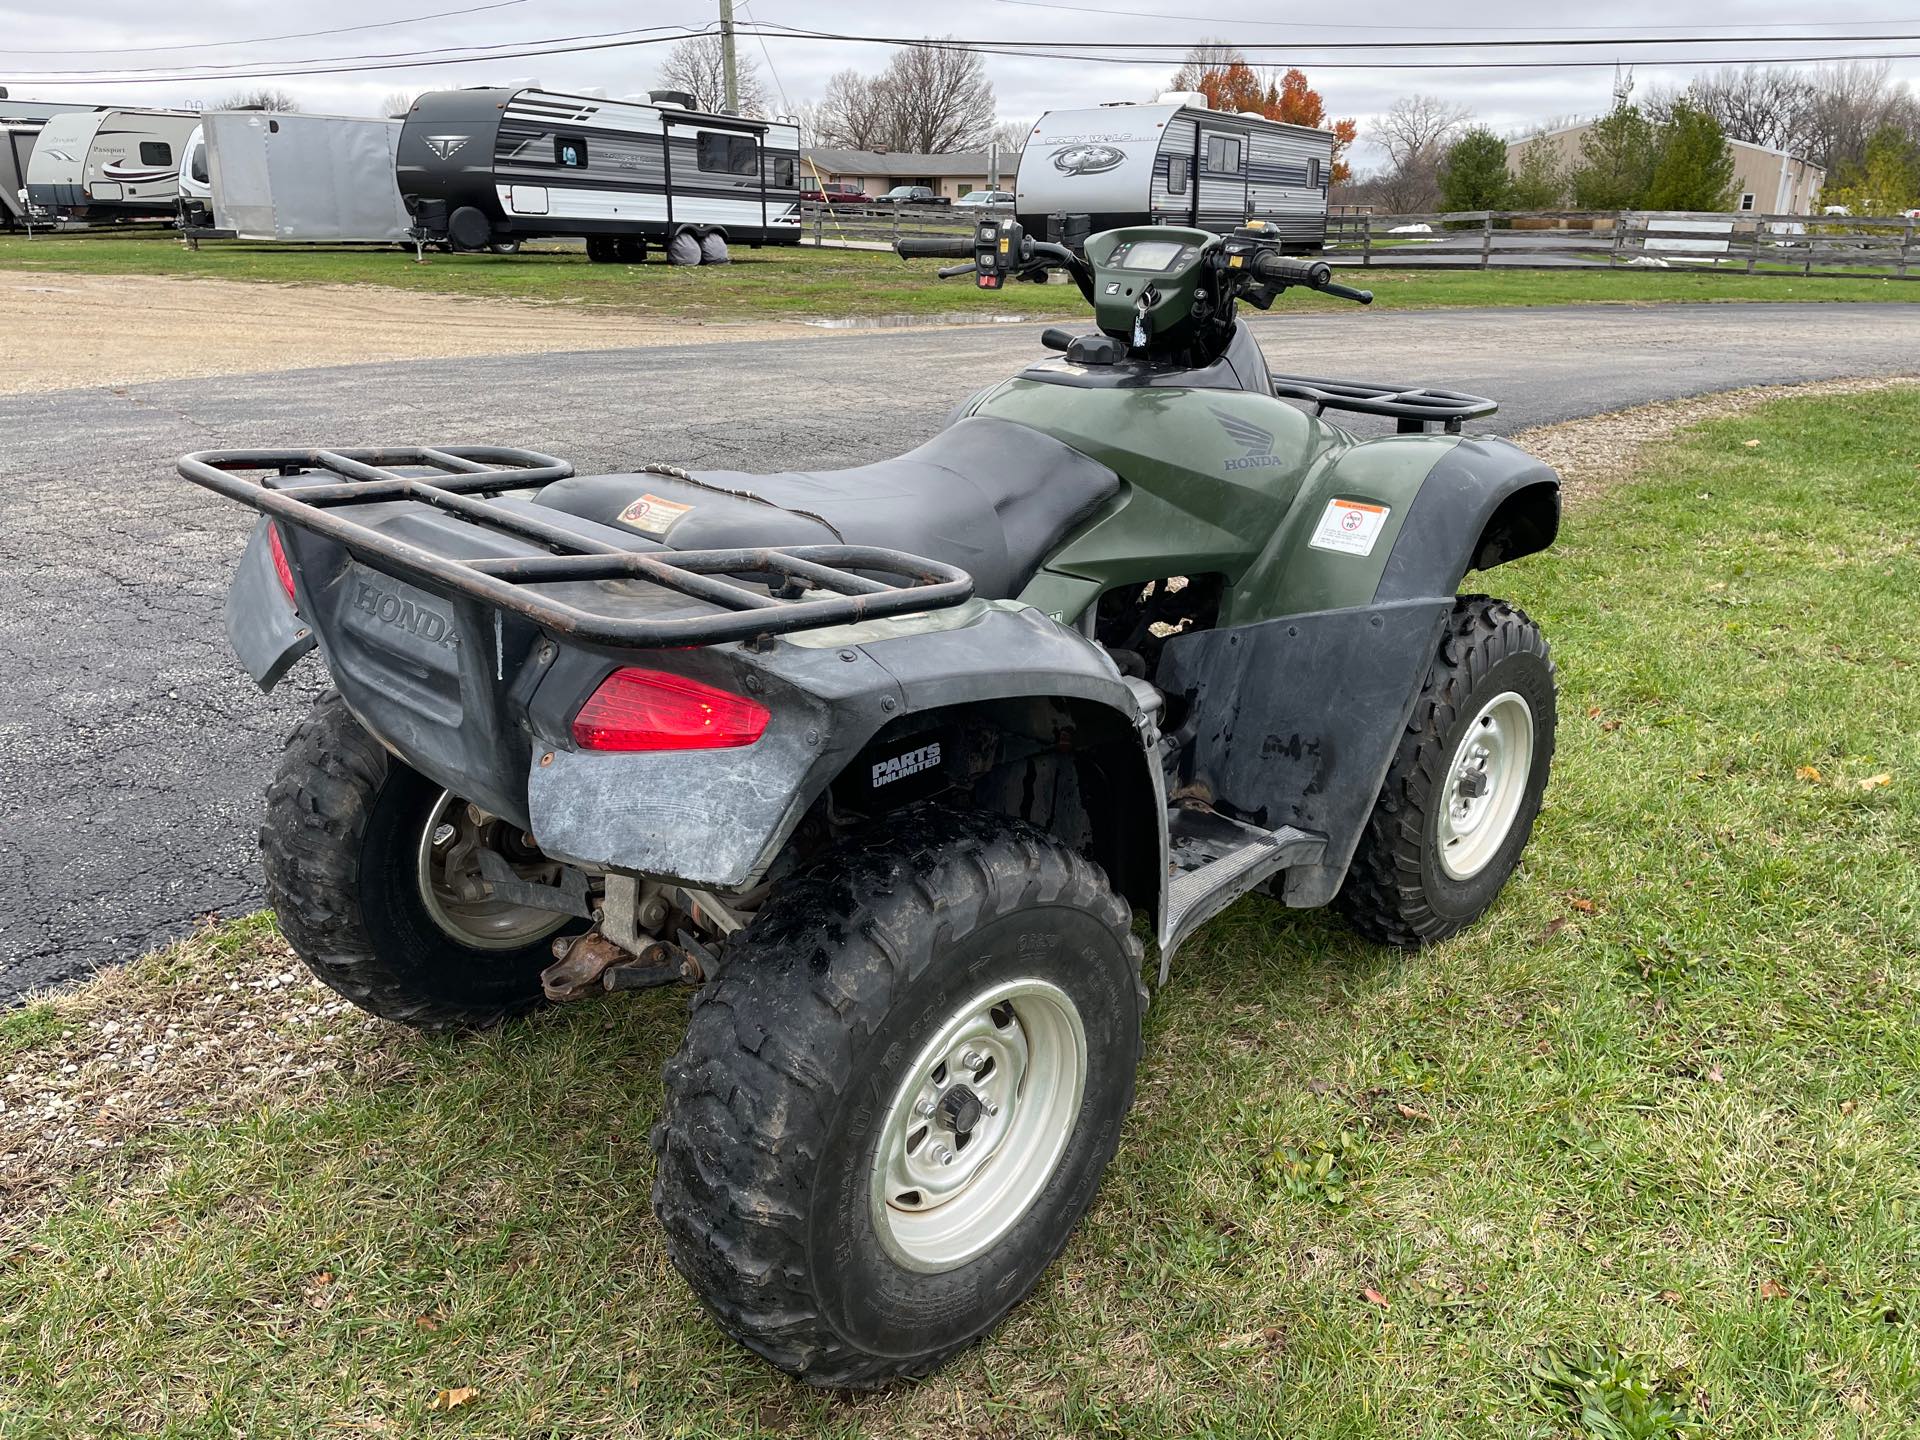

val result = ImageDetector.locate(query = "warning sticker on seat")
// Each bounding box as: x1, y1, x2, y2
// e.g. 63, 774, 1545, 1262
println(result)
1308, 497, 1391, 557
616, 492, 693, 537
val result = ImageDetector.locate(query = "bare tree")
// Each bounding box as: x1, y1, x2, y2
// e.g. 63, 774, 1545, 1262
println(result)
885, 42, 996, 153
377, 90, 419, 119
813, 43, 996, 154
1167, 40, 1246, 95
221, 87, 300, 112
815, 67, 895, 150
1802, 61, 1920, 173
655, 32, 767, 116
1366, 94, 1473, 212
988, 118, 1032, 154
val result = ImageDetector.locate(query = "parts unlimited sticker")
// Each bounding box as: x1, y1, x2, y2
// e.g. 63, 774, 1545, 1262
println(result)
1308, 497, 1391, 557
616, 492, 693, 537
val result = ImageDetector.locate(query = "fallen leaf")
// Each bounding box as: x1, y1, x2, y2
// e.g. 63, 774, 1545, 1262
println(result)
1743, 438, 1761, 448
413, 1314, 441, 1332
1537, 916, 1568, 944
1305, 1077, 1332, 1095
1796, 765, 1823, 782
1706, 1064, 1725, 1083
1760, 1278, 1788, 1300
1841, 1099, 1857, 1115
1659, 1289, 1684, 1305
431, 1388, 478, 1412
1395, 1102, 1432, 1122
1361, 1287, 1390, 1310
1568, 897, 1596, 915
1587, 705, 1604, 719
1601, 719, 1621, 733
1857, 773, 1893, 792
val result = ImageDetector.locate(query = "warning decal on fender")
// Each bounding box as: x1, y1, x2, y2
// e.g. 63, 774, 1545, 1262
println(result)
1308, 497, 1391, 557
616, 492, 693, 537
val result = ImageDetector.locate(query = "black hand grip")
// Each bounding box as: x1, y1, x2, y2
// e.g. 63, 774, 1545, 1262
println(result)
894, 236, 976, 260
1040, 327, 1074, 351
1251, 252, 1332, 288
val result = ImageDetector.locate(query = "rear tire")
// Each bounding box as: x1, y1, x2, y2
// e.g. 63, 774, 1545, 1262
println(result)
652, 810, 1144, 1387
260, 691, 577, 1029
1337, 596, 1556, 947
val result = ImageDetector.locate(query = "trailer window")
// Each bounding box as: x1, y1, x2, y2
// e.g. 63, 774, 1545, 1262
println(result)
771, 155, 795, 188
140, 141, 172, 166
698, 133, 758, 176
1204, 135, 1241, 173
555, 136, 589, 169
190, 144, 208, 185
1306, 157, 1321, 189
1167, 155, 1189, 195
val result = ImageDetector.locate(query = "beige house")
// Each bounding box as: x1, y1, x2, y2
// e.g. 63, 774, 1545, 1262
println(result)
800, 147, 1015, 200
1506, 124, 1825, 215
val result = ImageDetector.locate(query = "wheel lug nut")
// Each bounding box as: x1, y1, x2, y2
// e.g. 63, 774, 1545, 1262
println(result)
931, 1144, 953, 1165
915, 1098, 936, 1118
962, 1049, 983, 1069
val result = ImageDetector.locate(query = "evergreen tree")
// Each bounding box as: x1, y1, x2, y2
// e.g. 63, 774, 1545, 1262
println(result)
1439, 127, 1514, 210
1646, 100, 1739, 210
1825, 124, 1920, 213
1506, 135, 1566, 209
1571, 102, 1656, 209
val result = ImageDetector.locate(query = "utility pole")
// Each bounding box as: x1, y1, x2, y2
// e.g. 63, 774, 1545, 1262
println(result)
719, 0, 740, 114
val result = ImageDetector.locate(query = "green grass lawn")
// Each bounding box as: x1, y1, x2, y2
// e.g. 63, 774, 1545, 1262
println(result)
5, 232, 1919, 320
2, 388, 1918, 1436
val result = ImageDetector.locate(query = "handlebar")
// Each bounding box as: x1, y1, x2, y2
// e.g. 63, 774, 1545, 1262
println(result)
1249, 251, 1373, 305
893, 236, 975, 260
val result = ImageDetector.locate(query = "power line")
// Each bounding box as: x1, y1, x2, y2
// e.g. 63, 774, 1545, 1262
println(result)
987, 0, 1920, 37
18, 21, 1920, 87
5, 0, 530, 56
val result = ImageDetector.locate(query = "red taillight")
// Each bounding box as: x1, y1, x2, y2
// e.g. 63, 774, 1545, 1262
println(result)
571, 668, 770, 752
267, 522, 297, 605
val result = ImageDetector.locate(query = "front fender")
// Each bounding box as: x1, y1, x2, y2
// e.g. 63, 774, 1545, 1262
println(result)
527, 602, 1166, 899
1374, 436, 1560, 602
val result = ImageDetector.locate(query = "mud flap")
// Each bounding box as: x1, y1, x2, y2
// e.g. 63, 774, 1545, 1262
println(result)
1156, 597, 1452, 908
226, 519, 315, 691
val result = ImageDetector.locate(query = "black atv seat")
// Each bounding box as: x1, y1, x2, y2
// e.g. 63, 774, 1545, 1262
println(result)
532, 417, 1119, 601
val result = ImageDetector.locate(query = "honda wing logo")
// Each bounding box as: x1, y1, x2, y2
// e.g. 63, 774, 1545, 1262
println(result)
423, 134, 470, 160
1050, 143, 1126, 175
1211, 408, 1286, 471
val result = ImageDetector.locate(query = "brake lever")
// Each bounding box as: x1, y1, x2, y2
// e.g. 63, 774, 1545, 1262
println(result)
1321, 279, 1374, 305
937, 261, 978, 279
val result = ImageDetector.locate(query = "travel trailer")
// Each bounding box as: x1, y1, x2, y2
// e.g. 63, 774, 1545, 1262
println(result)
178, 111, 412, 243
1016, 94, 1334, 251
24, 107, 200, 223
2, 120, 43, 228
395, 87, 802, 259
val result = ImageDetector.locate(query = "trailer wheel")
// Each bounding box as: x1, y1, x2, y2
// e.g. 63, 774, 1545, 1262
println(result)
1338, 596, 1556, 948
261, 691, 583, 1029
613, 236, 647, 263
586, 236, 620, 263
653, 809, 1144, 1387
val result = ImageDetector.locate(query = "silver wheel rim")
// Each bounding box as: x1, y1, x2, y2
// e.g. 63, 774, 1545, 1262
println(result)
870, 977, 1088, 1274
415, 790, 569, 950
1437, 689, 1535, 881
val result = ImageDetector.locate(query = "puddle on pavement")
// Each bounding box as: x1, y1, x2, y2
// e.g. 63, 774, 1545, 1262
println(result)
801, 312, 1041, 329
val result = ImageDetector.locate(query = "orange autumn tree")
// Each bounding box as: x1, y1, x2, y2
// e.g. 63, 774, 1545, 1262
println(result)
1175, 55, 1357, 183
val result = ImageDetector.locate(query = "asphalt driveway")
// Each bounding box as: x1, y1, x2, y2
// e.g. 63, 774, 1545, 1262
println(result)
6, 301, 1920, 999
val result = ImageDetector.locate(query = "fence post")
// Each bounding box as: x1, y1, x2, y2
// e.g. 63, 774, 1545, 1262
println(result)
1363, 213, 1373, 267
1902, 216, 1914, 279
1611, 213, 1626, 267
1481, 211, 1493, 269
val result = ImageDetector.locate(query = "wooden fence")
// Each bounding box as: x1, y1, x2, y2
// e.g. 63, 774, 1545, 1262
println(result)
799, 200, 988, 250
1323, 209, 1920, 277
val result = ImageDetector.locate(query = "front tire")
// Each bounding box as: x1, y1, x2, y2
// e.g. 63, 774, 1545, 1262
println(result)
652, 810, 1144, 1387
1338, 596, 1556, 947
260, 691, 578, 1029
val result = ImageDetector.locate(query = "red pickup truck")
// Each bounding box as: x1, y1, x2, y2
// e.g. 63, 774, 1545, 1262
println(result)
799, 183, 869, 205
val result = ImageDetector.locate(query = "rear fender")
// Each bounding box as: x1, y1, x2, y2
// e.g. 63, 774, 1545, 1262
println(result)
227, 518, 315, 690
526, 601, 1167, 911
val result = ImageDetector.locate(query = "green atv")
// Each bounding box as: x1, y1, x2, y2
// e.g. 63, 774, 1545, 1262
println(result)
183, 217, 1559, 1386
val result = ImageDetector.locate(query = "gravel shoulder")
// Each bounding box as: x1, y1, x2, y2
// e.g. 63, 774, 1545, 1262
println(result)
0, 269, 829, 394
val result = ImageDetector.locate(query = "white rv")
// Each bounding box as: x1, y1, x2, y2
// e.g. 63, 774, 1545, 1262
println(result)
396, 86, 802, 259
1016, 95, 1334, 251
177, 111, 412, 243
2, 120, 44, 228
25, 107, 200, 223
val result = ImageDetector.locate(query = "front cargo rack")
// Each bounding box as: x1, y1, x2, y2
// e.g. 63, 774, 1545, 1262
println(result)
179, 446, 976, 648
1270, 375, 1497, 434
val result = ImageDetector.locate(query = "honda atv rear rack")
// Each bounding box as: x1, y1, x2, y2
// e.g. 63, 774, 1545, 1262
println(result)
179, 446, 975, 649
1269, 375, 1497, 434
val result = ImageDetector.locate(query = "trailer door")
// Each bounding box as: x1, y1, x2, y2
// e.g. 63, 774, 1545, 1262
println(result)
1197, 128, 1249, 231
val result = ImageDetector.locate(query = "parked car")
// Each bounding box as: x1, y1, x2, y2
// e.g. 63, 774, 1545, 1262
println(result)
800, 183, 867, 205
956, 189, 1015, 208
875, 184, 949, 205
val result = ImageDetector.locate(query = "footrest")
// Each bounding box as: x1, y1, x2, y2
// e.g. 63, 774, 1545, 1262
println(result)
1158, 812, 1326, 981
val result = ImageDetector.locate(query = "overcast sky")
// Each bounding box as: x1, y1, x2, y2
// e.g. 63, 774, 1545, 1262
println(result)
7, 1, 1917, 164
